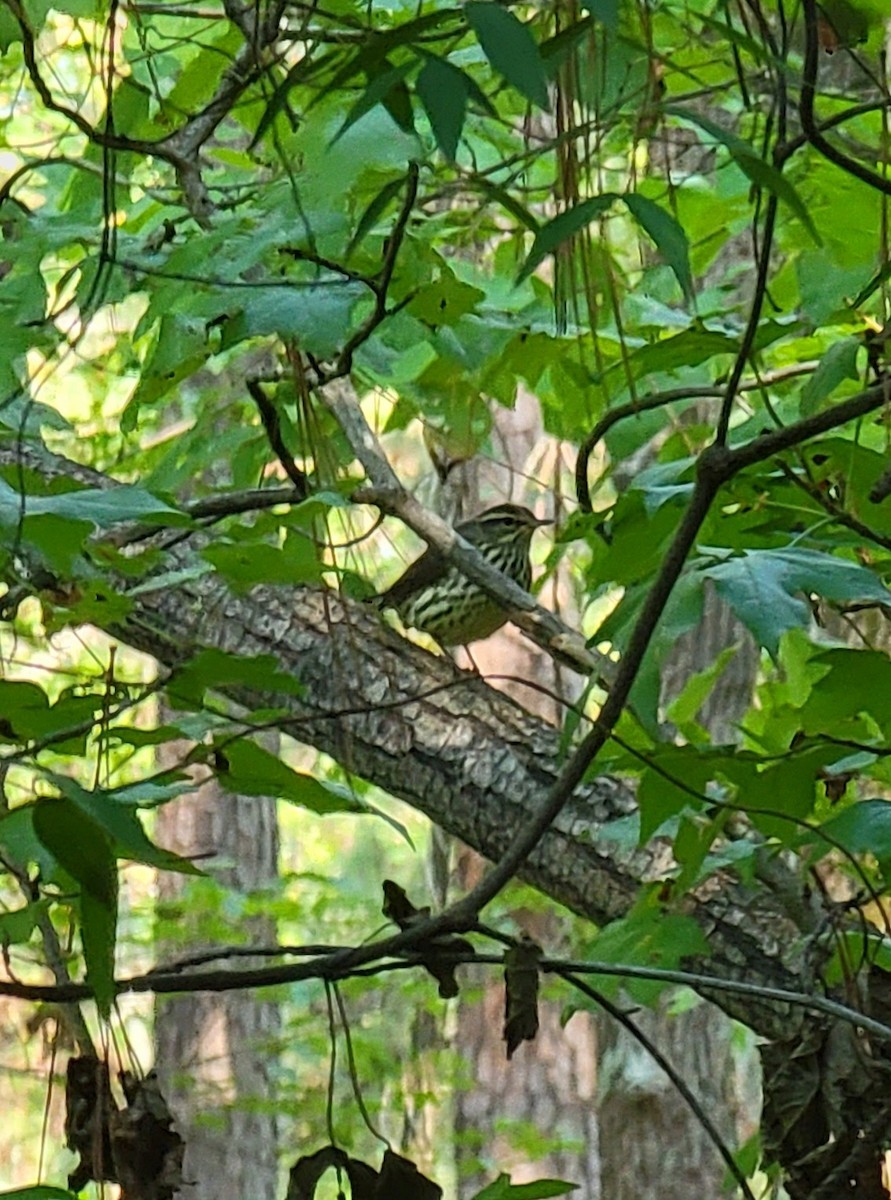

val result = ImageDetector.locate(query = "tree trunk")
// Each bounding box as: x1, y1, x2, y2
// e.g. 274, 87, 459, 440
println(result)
446, 397, 600, 1198
154, 768, 280, 1200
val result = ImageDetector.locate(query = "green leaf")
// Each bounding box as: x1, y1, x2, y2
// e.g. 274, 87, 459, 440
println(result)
589, 902, 710, 1003
333, 61, 415, 142
0, 479, 180, 530
666, 107, 820, 243
517, 195, 616, 282
812, 800, 891, 860
408, 270, 485, 326
32, 796, 117, 1016
0, 685, 98, 753
627, 328, 738, 380
45, 776, 202, 875
666, 645, 739, 740
348, 176, 409, 256
796, 648, 891, 741
416, 57, 468, 160
623, 193, 693, 302
0, 681, 50, 743
0, 1189, 79, 1199
637, 744, 712, 841
465, 2, 549, 109
472, 1177, 578, 1200
0, 901, 43, 943
222, 284, 365, 359
704, 548, 891, 657
217, 739, 369, 814
799, 337, 862, 415
81, 887, 117, 1017
202, 536, 324, 592
32, 797, 117, 904
168, 647, 306, 709
125, 313, 211, 428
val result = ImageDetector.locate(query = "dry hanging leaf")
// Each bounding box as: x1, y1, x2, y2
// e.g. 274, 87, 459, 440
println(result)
65, 1054, 117, 1191
382, 879, 473, 999
503, 934, 542, 1059
110, 1070, 185, 1200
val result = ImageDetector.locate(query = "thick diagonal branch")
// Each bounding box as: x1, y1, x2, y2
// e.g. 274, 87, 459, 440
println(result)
0, 436, 817, 1041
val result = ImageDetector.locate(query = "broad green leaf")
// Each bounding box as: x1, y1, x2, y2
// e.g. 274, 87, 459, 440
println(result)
0, 808, 59, 882
666, 646, 739, 740
517, 195, 616, 282
81, 888, 117, 1017
0, 479, 180, 529
748, 745, 840, 835
125, 313, 211, 428
628, 329, 738, 379
417, 57, 468, 160
0, 391, 71, 435
811, 799, 891, 861
623, 193, 693, 302
796, 649, 891, 741
216, 739, 368, 814
588, 902, 710, 1003
221, 284, 365, 359
472, 1177, 578, 1200
586, 0, 619, 29
408, 271, 485, 326
704, 548, 891, 657
0, 1189, 79, 1199
168, 647, 306, 709
0, 681, 51, 743
0, 686, 98, 753
32, 797, 117, 905
465, 2, 549, 109
819, 0, 879, 47
348, 176, 409, 255
799, 337, 861, 415
637, 744, 713, 841
46, 776, 202, 875
32, 796, 118, 1016
202, 536, 324, 592
333, 62, 415, 142
0, 902, 43, 943
666, 107, 820, 243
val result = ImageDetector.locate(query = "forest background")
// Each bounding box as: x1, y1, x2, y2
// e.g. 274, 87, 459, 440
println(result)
2, 0, 891, 1197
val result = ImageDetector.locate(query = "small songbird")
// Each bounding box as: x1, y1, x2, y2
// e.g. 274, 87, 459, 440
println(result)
374, 503, 550, 646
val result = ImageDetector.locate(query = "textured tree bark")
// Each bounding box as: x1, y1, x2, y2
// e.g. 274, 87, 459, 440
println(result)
0, 437, 816, 1039
597, 1000, 751, 1200
153, 754, 281, 1199
446, 400, 600, 1198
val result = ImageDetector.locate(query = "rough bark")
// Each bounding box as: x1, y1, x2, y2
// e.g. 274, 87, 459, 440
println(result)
8, 436, 891, 1197
154, 773, 280, 1200
0, 437, 816, 1036
446, 400, 600, 1198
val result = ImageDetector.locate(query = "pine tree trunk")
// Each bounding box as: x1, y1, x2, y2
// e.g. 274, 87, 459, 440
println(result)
448, 396, 600, 1198
154, 767, 280, 1199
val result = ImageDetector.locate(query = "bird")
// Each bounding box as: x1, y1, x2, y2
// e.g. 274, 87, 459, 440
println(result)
374, 503, 550, 647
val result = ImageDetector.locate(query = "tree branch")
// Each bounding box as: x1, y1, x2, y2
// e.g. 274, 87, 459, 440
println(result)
0, 434, 819, 1040
323, 385, 612, 679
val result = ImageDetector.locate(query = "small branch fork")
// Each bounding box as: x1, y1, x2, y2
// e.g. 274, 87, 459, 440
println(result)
6, 0, 285, 224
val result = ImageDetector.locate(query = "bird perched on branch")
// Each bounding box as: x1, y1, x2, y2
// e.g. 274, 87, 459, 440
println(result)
374, 503, 550, 647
